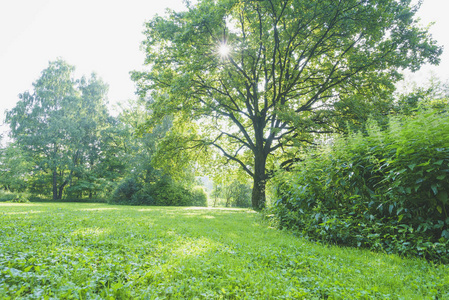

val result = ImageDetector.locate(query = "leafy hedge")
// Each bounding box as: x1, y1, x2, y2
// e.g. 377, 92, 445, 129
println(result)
109, 177, 207, 207
270, 109, 449, 262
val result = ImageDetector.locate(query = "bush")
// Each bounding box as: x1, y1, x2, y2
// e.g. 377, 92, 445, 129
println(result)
149, 177, 192, 206
269, 109, 449, 262
109, 176, 208, 207
0, 191, 30, 203
0, 191, 17, 202
8, 197, 30, 203
191, 186, 208, 207
109, 177, 143, 205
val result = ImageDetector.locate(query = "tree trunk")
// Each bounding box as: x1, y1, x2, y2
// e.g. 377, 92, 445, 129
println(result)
251, 177, 266, 210
52, 169, 58, 200
251, 152, 267, 210
58, 179, 69, 200
58, 185, 64, 200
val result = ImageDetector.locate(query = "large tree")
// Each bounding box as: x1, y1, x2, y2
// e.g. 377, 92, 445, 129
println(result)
6, 59, 111, 200
133, 0, 441, 209
65, 73, 115, 199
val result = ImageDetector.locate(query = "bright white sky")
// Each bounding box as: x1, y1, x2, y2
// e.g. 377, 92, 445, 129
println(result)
1, 0, 449, 139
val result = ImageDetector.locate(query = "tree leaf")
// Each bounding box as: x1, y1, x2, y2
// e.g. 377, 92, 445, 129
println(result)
431, 184, 438, 195
442, 230, 449, 239
433, 160, 444, 166
436, 191, 448, 204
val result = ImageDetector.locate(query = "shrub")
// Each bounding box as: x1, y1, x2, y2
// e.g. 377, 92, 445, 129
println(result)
109, 177, 142, 205
191, 186, 208, 207
7, 197, 30, 203
0, 191, 17, 202
149, 177, 192, 206
0, 191, 30, 203
269, 109, 449, 262
109, 177, 208, 207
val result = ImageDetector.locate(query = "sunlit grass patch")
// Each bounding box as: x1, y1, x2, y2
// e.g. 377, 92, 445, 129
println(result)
0, 202, 448, 299
79, 208, 118, 211
2, 210, 43, 215
182, 206, 245, 211
71, 227, 110, 238
171, 237, 218, 257
0, 203, 36, 207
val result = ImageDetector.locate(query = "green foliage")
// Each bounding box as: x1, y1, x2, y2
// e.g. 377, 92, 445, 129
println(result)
148, 177, 194, 206
231, 182, 252, 208
110, 177, 142, 205
109, 177, 208, 207
0, 191, 16, 202
0, 143, 33, 193
270, 108, 449, 262
212, 180, 252, 208
133, 0, 441, 209
106, 101, 206, 207
5, 59, 117, 201
395, 76, 449, 115
6, 197, 30, 204
1, 202, 448, 298
191, 186, 208, 207
0, 191, 29, 203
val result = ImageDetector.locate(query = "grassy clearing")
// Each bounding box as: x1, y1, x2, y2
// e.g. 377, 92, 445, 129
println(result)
0, 203, 448, 299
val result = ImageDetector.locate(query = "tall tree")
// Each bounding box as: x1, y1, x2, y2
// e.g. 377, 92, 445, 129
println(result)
6, 59, 111, 200
133, 0, 441, 209
65, 73, 113, 199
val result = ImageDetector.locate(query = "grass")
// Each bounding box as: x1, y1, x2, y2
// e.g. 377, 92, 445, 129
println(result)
0, 203, 448, 299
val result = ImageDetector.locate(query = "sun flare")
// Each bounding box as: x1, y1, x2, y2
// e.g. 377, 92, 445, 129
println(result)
218, 43, 231, 57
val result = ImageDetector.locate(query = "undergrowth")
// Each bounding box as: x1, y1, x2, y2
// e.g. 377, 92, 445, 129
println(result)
270, 108, 449, 263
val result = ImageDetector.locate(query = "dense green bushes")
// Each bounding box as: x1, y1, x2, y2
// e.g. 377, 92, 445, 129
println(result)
0, 190, 30, 203
270, 109, 449, 262
109, 177, 208, 206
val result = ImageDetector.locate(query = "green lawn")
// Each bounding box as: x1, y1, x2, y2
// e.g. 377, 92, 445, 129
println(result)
0, 203, 447, 299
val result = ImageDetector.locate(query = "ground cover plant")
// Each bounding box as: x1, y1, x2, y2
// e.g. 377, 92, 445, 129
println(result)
1, 202, 448, 299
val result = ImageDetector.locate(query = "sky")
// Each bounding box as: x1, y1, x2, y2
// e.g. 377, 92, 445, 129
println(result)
1, 0, 449, 139
0, 0, 186, 138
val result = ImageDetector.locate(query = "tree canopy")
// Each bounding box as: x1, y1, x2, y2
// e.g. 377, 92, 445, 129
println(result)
2, 60, 204, 204
133, 0, 441, 209
6, 59, 113, 200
